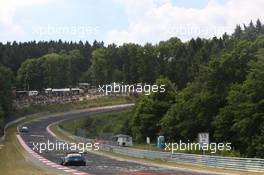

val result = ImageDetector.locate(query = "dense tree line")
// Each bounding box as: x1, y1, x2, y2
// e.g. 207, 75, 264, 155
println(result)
17, 50, 85, 89
1, 20, 264, 158
0, 66, 13, 135
0, 40, 105, 73
15, 36, 224, 89
129, 20, 264, 158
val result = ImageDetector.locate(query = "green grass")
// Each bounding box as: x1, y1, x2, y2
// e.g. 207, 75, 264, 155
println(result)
0, 113, 59, 175
60, 109, 132, 139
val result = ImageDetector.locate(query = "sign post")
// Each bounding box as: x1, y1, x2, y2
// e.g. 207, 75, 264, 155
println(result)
198, 133, 209, 155
146, 137, 150, 144
146, 137, 151, 155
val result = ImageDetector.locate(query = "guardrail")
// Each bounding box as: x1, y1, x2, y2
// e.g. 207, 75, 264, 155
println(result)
56, 126, 264, 173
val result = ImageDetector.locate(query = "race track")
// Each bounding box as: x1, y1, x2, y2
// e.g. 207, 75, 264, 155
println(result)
19, 105, 222, 175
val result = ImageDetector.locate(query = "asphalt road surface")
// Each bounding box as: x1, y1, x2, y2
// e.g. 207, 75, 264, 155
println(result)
19, 106, 221, 175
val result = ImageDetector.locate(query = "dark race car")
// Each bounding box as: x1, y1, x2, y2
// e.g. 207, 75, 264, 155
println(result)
20, 126, 29, 133
60, 153, 86, 166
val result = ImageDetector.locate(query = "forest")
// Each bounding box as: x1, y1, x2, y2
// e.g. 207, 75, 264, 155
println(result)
1, 19, 264, 157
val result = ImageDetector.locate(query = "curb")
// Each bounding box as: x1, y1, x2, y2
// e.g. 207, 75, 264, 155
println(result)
16, 134, 91, 175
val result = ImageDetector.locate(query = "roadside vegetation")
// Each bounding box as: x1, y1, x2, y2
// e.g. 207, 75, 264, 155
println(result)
60, 109, 131, 139
128, 22, 264, 158
0, 65, 13, 136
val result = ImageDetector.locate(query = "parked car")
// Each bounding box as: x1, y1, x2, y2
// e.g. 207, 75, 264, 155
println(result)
61, 153, 86, 166
20, 126, 29, 133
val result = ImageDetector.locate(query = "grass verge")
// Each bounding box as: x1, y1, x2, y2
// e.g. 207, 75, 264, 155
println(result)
0, 113, 59, 175
60, 109, 131, 139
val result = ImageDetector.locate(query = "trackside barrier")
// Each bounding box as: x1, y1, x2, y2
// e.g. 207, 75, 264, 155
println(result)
57, 126, 264, 173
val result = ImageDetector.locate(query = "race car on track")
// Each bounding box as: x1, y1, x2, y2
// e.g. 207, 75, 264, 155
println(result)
60, 153, 86, 166
20, 126, 29, 133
